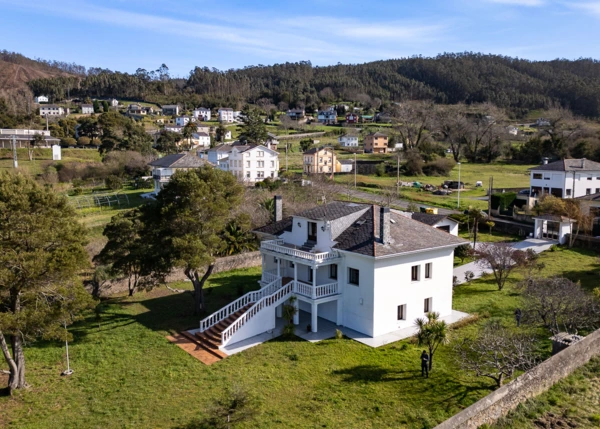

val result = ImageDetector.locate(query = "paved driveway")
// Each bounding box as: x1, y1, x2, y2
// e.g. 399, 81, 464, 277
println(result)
453, 239, 555, 285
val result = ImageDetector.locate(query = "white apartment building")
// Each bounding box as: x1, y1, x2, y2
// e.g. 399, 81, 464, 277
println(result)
228, 145, 279, 183
338, 135, 359, 147
218, 108, 234, 123
39, 105, 67, 116
193, 107, 211, 121
529, 158, 600, 198
190, 199, 467, 354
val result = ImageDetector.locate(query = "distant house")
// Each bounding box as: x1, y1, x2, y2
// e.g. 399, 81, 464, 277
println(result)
192, 132, 211, 148
345, 113, 359, 124
360, 115, 374, 123
39, 105, 67, 116
339, 159, 354, 173
266, 132, 279, 151
399, 211, 459, 235
175, 116, 195, 127
81, 104, 94, 114
233, 111, 243, 121
109, 98, 119, 107
536, 118, 551, 127
149, 153, 213, 194
507, 126, 519, 136
223, 130, 232, 140
364, 132, 389, 154
218, 108, 234, 123
162, 105, 180, 116
286, 109, 305, 120
127, 104, 145, 115
529, 158, 600, 199
338, 135, 359, 147
317, 109, 337, 125
375, 112, 392, 123
198, 144, 235, 164
193, 107, 211, 121
303, 147, 338, 174
0, 128, 59, 149
228, 145, 279, 183
34, 95, 49, 104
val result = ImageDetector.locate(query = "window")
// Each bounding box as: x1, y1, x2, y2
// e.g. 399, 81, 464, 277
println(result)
587, 188, 592, 195
596, 189, 600, 194
411, 265, 420, 282
257, 151, 264, 157
289, 261, 294, 268
348, 268, 359, 286
544, 176, 551, 180
329, 264, 338, 280
397, 304, 406, 321
270, 172, 275, 178
270, 161, 275, 167
425, 263, 432, 279
257, 161, 264, 168
588, 176, 593, 180
257, 171, 264, 178
246, 171, 251, 178
566, 189, 572, 196
246, 161, 250, 168
424, 298, 432, 313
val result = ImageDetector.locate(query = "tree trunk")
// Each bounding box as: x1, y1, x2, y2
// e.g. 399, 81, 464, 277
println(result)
0, 331, 19, 394
187, 264, 215, 316
11, 335, 26, 390
497, 373, 504, 387
429, 348, 433, 371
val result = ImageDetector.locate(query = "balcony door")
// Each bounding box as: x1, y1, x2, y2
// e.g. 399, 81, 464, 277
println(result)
308, 222, 317, 242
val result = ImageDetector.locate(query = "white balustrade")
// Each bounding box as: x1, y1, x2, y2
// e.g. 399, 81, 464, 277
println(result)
261, 270, 279, 284
292, 281, 338, 299
199, 277, 283, 332
260, 240, 338, 262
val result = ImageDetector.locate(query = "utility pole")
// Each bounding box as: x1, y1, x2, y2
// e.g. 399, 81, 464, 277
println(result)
354, 153, 357, 188
488, 176, 493, 219
286, 142, 289, 171
396, 152, 400, 197
457, 162, 461, 209
12, 135, 18, 168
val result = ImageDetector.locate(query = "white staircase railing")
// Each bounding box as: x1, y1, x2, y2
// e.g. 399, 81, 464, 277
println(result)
221, 280, 294, 347
199, 277, 283, 332
261, 270, 279, 285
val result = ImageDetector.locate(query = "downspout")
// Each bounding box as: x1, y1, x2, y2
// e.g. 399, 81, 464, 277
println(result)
572, 170, 576, 199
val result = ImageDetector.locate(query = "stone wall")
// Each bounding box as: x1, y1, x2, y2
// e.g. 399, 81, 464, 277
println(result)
490, 218, 533, 237
434, 328, 600, 429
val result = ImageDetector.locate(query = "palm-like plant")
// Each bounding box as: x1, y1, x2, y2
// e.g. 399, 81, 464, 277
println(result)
260, 198, 275, 222
414, 312, 449, 371
220, 219, 258, 256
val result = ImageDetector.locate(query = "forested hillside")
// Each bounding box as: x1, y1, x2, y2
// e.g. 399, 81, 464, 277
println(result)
4, 52, 600, 118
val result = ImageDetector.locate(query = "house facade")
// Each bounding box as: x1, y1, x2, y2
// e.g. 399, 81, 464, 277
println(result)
34, 95, 49, 104
317, 109, 337, 124
529, 158, 600, 198
193, 107, 211, 121
193, 199, 467, 352
81, 104, 94, 114
218, 108, 234, 123
148, 153, 212, 194
303, 147, 337, 174
127, 104, 145, 115
345, 113, 359, 124
364, 132, 389, 154
110, 98, 119, 107
192, 132, 211, 148
40, 105, 66, 116
227, 145, 279, 183
162, 105, 180, 116
286, 109, 306, 120
338, 135, 359, 147
175, 116, 196, 126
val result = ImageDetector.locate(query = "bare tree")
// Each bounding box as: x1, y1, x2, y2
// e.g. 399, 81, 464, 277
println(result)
463, 103, 506, 162
391, 101, 435, 150
434, 104, 469, 162
519, 276, 600, 335
455, 321, 539, 387
475, 243, 527, 290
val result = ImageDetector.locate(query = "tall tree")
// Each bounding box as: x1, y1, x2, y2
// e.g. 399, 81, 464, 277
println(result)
414, 312, 449, 371
0, 172, 92, 393
238, 105, 267, 144
182, 121, 196, 150
150, 167, 244, 315
391, 101, 435, 150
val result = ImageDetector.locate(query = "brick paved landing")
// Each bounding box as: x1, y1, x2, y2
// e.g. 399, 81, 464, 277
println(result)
166, 332, 226, 365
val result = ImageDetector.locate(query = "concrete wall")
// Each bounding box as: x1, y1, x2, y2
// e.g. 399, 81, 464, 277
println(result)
434, 328, 600, 429
339, 252, 375, 336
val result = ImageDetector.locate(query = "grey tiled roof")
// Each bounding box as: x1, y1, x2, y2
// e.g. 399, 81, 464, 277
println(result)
530, 159, 600, 172
576, 192, 600, 201
254, 217, 293, 236
410, 213, 450, 226
149, 153, 212, 168
296, 202, 368, 221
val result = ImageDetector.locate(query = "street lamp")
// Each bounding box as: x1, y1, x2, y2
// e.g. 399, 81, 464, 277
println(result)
457, 162, 461, 209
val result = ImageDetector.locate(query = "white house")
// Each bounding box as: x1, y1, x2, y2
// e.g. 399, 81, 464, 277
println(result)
192, 199, 467, 353
397, 211, 460, 235
317, 110, 337, 124
227, 145, 279, 183
110, 98, 119, 107
34, 95, 49, 104
81, 104, 94, 114
198, 144, 234, 164
339, 159, 354, 173
529, 158, 600, 199
148, 153, 212, 194
39, 105, 67, 116
218, 108, 234, 123
193, 107, 211, 121
175, 116, 195, 127
338, 135, 359, 147
192, 132, 210, 148
162, 105, 180, 116
507, 126, 519, 136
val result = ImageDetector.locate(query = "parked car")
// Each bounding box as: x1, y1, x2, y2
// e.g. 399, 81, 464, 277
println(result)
518, 189, 531, 195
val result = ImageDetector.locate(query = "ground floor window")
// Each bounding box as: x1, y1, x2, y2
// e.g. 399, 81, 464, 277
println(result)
424, 297, 432, 313
397, 304, 406, 321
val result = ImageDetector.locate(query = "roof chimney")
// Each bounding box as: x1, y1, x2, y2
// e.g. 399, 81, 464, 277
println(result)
274, 195, 283, 222
380, 207, 390, 244
582, 158, 586, 168
542, 157, 549, 165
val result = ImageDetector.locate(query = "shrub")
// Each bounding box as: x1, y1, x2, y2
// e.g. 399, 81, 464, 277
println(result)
105, 175, 123, 190
375, 162, 387, 177
422, 157, 456, 176
77, 136, 91, 146
72, 187, 83, 195
282, 324, 295, 337
464, 270, 475, 283
335, 329, 343, 340
61, 137, 77, 147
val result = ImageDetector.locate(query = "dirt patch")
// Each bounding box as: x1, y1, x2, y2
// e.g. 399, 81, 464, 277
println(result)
534, 412, 577, 429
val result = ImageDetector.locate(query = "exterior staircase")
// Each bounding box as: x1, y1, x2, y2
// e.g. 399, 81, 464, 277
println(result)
195, 303, 255, 350
300, 240, 317, 252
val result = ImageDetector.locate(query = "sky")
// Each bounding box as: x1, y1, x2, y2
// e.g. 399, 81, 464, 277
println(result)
1, 0, 599, 77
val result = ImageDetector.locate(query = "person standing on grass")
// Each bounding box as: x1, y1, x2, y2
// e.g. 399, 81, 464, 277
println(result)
421, 350, 429, 378
514, 308, 522, 327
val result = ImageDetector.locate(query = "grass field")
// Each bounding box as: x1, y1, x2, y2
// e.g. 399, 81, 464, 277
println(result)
0, 148, 102, 176
1, 247, 598, 429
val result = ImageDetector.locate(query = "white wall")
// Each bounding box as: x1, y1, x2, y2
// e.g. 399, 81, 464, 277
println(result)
530, 170, 600, 198
338, 252, 375, 336
435, 219, 459, 236
371, 248, 454, 337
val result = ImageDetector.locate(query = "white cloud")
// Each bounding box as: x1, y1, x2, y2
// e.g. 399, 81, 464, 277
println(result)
486, 0, 545, 5
567, 1, 600, 16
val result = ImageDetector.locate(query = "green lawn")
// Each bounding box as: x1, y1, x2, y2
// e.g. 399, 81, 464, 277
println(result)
0, 148, 102, 176
2, 247, 598, 428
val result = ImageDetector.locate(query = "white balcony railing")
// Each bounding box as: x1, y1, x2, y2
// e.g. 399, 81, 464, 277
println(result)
294, 280, 338, 299
261, 270, 279, 284
261, 239, 338, 263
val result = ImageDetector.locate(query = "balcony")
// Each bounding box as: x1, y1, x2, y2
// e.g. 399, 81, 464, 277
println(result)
260, 270, 339, 300
261, 239, 338, 263
152, 168, 173, 182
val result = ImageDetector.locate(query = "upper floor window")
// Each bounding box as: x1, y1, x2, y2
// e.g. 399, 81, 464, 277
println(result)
425, 263, 432, 279
257, 161, 264, 168
411, 265, 420, 282
271, 161, 275, 167
348, 268, 359, 286
532, 173, 542, 179
588, 176, 593, 180
329, 264, 338, 280
257, 151, 264, 157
